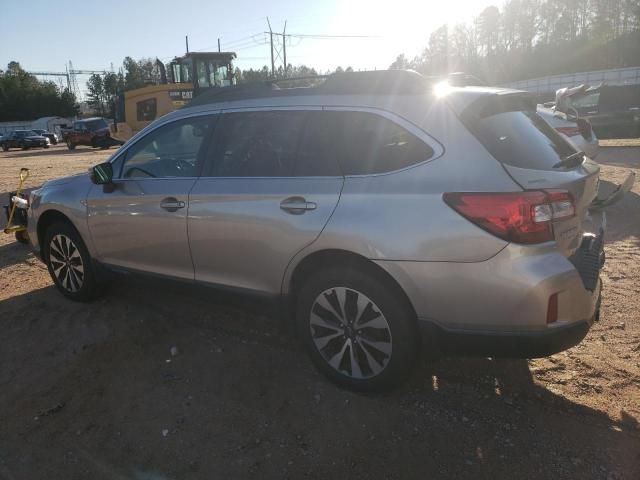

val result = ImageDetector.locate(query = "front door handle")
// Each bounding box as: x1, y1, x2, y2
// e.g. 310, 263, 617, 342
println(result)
280, 196, 317, 215
160, 197, 185, 212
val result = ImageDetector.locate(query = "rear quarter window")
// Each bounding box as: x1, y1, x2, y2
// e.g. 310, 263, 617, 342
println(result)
469, 109, 576, 170
325, 111, 435, 175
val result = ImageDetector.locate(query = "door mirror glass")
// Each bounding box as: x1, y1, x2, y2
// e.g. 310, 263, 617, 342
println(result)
92, 162, 113, 185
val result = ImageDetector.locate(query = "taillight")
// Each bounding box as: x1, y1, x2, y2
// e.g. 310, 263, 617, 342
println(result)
556, 126, 580, 137
443, 190, 575, 244
576, 118, 592, 138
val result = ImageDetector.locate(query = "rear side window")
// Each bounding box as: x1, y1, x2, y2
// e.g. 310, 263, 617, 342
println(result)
326, 111, 434, 175
209, 110, 342, 177
211, 111, 306, 177
470, 109, 576, 170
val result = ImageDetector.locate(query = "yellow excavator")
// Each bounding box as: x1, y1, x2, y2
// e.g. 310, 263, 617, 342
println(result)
110, 51, 236, 142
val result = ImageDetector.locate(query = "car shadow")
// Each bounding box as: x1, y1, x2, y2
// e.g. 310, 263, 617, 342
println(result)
0, 239, 36, 270
597, 179, 640, 246
0, 276, 637, 479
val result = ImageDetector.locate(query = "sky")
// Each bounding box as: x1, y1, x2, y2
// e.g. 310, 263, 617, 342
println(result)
0, 0, 494, 94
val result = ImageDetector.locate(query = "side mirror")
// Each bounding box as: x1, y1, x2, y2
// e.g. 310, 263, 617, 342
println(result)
92, 162, 113, 185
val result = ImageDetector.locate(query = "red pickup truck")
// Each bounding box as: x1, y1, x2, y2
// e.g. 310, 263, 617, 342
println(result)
61, 117, 122, 150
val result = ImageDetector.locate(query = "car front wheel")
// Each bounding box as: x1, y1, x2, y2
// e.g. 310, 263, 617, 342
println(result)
66, 140, 75, 150
44, 222, 103, 301
296, 267, 418, 392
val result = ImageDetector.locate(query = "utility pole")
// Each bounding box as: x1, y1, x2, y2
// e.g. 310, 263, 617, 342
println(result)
218, 38, 221, 52
267, 17, 275, 77
185, 35, 189, 53
282, 21, 287, 77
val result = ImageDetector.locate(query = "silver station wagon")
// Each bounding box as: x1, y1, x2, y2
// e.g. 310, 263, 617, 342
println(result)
26, 71, 634, 391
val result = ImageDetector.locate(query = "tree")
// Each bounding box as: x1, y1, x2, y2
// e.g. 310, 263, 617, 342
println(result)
389, 54, 411, 70
389, 0, 640, 86
86, 74, 106, 116
123, 56, 146, 90
85, 71, 122, 117
0, 61, 79, 121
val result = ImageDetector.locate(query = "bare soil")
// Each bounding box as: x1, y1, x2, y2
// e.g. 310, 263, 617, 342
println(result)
0, 144, 638, 480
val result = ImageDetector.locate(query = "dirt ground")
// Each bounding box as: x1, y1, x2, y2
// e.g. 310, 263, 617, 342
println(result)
0, 143, 638, 480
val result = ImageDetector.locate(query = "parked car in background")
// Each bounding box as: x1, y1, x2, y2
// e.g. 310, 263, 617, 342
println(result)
556, 84, 640, 139
25, 71, 634, 391
1, 130, 49, 151
61, 118, 122, 150
32, 129, 59, 145
537, 105, 599, 159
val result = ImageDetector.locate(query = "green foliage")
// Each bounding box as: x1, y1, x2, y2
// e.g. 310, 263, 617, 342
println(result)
86, 72, 123, 116
121, 56, 163, 91
234, 64, 333, 83
391, 0, 640, 84
0, 62, 79, 121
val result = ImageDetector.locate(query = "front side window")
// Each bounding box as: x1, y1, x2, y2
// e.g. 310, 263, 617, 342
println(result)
325, 111, 435, 175
119, 116, 215, 179
210, 111, 307, 177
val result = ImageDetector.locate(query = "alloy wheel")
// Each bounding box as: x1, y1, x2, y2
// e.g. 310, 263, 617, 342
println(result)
49, 234, 84, 292
309, 287, 393, 379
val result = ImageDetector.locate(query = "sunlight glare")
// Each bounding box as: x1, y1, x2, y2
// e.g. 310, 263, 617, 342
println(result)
433, 81, 453, 97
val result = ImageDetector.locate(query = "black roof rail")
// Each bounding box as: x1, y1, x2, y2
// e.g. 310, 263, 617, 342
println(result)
186, 70, 433, 108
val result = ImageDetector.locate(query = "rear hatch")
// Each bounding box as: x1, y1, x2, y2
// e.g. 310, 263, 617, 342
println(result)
460, 92, 600, 257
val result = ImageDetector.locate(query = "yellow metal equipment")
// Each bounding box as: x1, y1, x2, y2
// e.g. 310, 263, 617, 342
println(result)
3, 168, 30, 244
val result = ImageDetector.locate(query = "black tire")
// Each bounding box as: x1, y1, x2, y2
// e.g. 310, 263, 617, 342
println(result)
295, 267, 418, 392
2, 144, 8, 152
44, 144, 50, 149
15, 230, 29, 244
66, 140, 75, 150
44, 221, 103, 301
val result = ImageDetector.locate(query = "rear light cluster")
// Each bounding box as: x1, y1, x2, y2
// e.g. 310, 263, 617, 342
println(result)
443, 190, 575, 244
556, 118, 593, 139
555, 126, 580, 137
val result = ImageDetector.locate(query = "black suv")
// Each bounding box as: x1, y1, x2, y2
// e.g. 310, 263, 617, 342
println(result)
1, 130, 49, 151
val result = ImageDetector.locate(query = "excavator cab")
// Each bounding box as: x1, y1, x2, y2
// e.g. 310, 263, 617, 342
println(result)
168, 51, 237, 94
111, 51, 236, 142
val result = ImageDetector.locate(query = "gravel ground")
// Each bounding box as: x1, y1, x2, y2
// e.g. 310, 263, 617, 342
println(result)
0, 144, 638, 480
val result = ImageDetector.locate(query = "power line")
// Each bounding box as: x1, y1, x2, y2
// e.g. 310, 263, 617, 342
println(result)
287, 33, 381, 39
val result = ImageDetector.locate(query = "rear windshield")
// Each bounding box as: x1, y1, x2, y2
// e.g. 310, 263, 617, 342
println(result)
468, 100, 577, 170
84, 119, 108, 131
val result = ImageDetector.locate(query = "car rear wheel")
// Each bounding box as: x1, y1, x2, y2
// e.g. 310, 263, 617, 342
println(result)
296, 267, 418, 392
66, 140, 75, 150
2, 144, 8, 151
44, 222, 103, 301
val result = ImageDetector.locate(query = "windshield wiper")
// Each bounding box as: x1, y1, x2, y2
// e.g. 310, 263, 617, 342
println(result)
553, 151, 585, 169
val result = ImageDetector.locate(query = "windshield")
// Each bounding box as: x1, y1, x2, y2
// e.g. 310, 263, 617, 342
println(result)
16, 130, 37, 137
195, 59, 230, 87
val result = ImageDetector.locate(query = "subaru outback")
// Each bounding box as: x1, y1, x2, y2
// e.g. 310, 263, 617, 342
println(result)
24, 71, 634, 391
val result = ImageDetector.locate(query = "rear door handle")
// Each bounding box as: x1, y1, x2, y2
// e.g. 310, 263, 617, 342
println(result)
160, 197, 186, 212
280, 196, 317, 215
